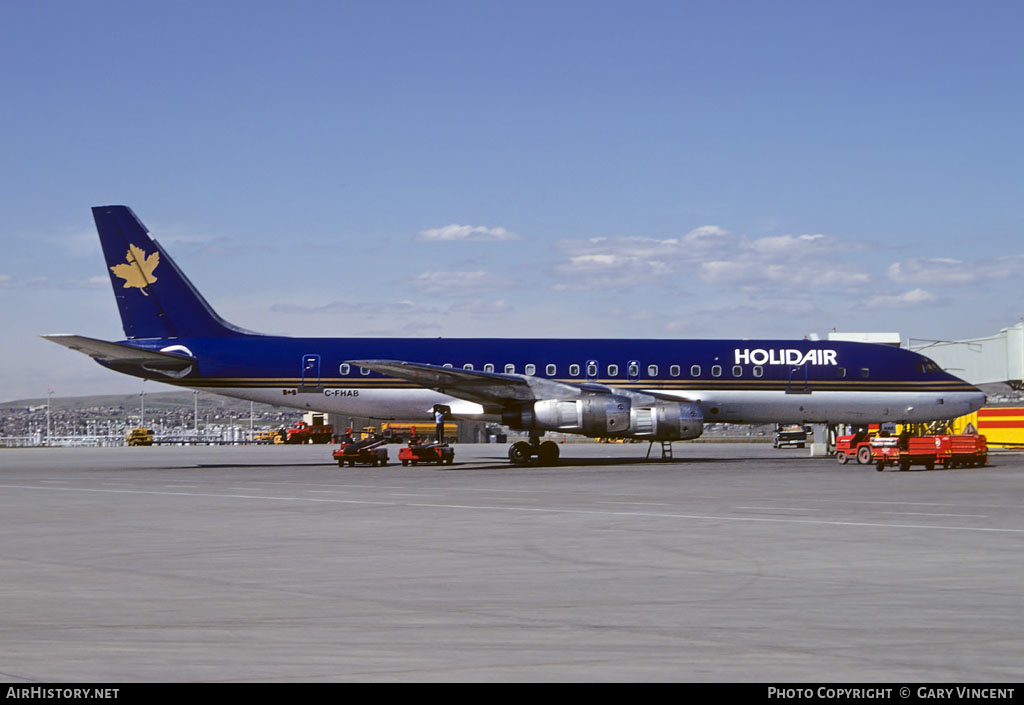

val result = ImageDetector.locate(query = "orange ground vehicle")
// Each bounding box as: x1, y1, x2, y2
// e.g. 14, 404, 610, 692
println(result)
284, 420, 333, 444
398, 438, 454, 466
332, 434, 389, 466
835, 431, 875, 465
836, 432, 987, 471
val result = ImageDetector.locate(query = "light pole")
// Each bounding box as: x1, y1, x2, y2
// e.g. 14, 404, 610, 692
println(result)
46, 388, 52, 446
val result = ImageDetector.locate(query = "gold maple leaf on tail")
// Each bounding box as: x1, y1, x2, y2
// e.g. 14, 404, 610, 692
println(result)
110, 244, 159, 296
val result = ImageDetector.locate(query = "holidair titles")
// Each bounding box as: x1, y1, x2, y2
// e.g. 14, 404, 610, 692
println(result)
734, 348, 838, 366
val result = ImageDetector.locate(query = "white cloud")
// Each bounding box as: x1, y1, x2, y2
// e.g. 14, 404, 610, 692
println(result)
63, 275, 108, 289
411, 270, 498, 294
888, 256, 1024, 286
747, 233, 837, 257
863, 288, 939, 310
417, 224, 521, 242
269, 300, 433, 316
681, 225, 731, 244
553, 225, 870, 293
0, 275, 49, 289
447, 299, 512, 316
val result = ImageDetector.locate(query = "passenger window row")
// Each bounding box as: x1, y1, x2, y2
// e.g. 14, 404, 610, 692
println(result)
336, 362, 868, 379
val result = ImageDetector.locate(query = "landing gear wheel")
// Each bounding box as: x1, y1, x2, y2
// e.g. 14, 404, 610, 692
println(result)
509, 441, 532, 465
537, 440, 560, 465
856, 446, 872, 465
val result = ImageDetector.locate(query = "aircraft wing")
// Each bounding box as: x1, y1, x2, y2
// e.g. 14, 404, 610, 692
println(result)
348, 359, 590, 407
41, 334, 195, 372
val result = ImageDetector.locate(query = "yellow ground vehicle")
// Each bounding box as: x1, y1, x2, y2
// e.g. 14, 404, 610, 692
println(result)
126, 428, 153, 446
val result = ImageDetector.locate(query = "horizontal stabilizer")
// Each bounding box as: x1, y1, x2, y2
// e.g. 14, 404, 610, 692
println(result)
42, 334, 195, 372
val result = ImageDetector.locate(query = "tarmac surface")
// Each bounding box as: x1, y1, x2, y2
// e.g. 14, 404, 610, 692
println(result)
1, 441, 1022, 683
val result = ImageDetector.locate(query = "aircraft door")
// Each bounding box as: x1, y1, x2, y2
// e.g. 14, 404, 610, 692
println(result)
301, 354, 321, 388
786, 364, 810, 394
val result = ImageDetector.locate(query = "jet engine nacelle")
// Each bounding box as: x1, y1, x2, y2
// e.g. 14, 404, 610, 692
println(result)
503, 396, 703, 440
628, 400, 704, 440
504, 395, 632, 436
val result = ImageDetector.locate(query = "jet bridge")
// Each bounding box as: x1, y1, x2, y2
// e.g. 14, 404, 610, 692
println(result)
909, 322, 1024, 393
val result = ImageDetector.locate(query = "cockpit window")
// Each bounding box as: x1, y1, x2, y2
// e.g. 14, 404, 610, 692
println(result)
918, 358, 941, 374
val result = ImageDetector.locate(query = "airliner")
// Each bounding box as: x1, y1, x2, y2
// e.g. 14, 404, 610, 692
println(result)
44, 206, 985, 464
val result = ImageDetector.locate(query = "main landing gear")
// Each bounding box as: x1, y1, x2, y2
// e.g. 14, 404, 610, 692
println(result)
508, 435, 560, 466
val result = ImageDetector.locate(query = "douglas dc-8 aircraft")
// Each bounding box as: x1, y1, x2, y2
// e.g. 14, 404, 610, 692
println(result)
45, 206, 985, 464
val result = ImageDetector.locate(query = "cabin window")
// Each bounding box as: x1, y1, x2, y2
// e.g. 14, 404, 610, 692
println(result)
753, 366, 763, 378
359, 366, 370, 376
691, 365, 701, 377
732, 365, 742, 377
670, 365, 680, 377
505, 363, 516, 374
837, 366, 846, 378
338, 363, 350, 375
569, 364, 581, 377
525, 363, 536, 375
711, 365, 722, 377
443, 363, 453, 368
648, 364, 658, 377
607, 364, 619, 377
860, 367, 870, 378
484, 363, 494, 373
546, 364, 557, 376
463, 363, 474, 370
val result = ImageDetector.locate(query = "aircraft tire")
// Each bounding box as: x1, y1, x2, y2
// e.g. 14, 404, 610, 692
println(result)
537, 440, 560, 465
509, 441, 532, 465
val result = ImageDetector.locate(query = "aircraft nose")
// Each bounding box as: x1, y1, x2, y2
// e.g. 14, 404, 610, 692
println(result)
967, 388, 986, 413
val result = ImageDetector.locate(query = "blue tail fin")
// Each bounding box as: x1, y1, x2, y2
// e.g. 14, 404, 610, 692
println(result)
93, 205, 247, 339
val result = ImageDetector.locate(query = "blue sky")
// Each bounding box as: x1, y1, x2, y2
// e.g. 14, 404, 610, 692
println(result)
2, 0, 1023, 400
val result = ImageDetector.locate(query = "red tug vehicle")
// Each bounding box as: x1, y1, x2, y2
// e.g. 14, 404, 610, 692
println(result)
397, 430, 454, 466
332, 433, 389, 467
836, 429, 987, 471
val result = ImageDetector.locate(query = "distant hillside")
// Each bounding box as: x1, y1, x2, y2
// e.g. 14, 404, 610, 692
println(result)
1, 391, 287, 414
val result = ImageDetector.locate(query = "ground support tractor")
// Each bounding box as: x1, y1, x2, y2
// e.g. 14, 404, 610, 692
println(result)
836, 431, 987, 471
126, 427, 153, 446
332, 434, 389, 467
284, 420, 333, 444
398, 439, 454, 466
835, 431, 875, 465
